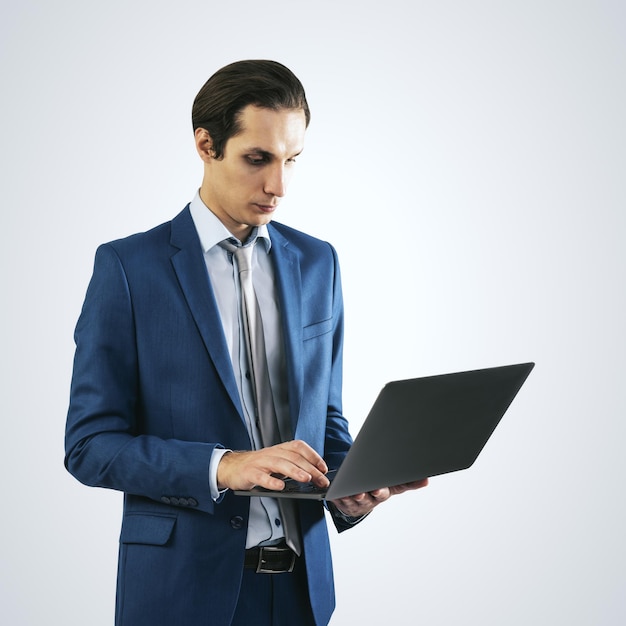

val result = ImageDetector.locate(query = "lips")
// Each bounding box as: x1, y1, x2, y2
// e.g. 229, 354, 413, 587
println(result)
254, 203, 278, 213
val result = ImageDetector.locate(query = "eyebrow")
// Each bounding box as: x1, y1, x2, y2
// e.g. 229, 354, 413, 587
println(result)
244, 147, 304, 158
246, 148, 273, 158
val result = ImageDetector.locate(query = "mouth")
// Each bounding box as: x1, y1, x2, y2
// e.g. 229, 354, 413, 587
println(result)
253, 203, 278, 214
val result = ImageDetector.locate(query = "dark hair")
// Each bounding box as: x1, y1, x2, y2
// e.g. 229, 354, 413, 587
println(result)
192, 60, 310, 159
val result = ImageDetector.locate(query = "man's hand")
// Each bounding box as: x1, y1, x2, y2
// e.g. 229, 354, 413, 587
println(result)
217, 440, 330, 492
330, 478, 429, 518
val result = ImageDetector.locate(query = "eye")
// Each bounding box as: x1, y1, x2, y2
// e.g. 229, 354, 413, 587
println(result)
246, 155, 267, 166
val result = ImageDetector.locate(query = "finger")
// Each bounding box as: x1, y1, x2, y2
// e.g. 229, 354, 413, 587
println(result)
257, 448, 330, 487
280, 440, 329, 475
270, 442, 330, 485
389, 478, 429, 495
403, 478, 429, 489
368, 488, 390, 502
339, 492, 368, 505
256, 473, 288, 491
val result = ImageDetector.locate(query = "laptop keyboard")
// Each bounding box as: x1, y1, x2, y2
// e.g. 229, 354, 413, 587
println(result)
279, 469, 337, 494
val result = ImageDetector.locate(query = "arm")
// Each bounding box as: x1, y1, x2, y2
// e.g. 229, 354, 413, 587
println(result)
64, 243, 220, 513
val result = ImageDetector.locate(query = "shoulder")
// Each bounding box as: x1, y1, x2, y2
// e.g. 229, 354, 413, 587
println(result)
97, 206, 193, 262
269, 221, 338, 262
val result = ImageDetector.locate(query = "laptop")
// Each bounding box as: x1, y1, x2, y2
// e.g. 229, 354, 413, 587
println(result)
234, 362, 535, 501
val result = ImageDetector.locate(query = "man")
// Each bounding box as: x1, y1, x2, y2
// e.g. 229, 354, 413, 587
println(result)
65, 60, 427, 626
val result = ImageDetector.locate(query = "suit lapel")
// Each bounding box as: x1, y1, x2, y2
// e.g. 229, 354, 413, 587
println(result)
169, 207, 243, 417
269, 226, 304, 436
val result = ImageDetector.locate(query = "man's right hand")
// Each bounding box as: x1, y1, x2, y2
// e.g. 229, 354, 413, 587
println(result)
216, 440, 330, 492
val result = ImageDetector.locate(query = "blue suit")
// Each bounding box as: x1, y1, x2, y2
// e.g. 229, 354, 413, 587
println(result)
65, 206, 354, 625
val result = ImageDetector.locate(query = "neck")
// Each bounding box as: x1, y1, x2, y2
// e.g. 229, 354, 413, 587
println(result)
198, 186, 253, 242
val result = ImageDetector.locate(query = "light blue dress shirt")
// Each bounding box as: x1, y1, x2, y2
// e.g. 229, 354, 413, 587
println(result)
189, 191, 288, 548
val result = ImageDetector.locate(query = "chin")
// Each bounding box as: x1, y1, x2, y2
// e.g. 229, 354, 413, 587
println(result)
253, 214, 275, 226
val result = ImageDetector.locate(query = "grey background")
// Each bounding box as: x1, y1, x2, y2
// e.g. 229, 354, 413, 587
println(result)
2, 1, 624, 624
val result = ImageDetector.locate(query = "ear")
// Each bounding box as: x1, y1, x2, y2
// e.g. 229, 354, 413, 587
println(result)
194, 127, 215, 163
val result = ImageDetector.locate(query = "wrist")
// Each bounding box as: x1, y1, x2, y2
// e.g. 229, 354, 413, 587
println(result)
213, 449, 233, 492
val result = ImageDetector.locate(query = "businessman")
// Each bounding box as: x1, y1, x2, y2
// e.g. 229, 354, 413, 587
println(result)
65, 59, 427, 626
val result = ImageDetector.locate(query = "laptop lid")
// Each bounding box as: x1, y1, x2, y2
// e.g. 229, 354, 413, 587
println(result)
234, 362, 534, 501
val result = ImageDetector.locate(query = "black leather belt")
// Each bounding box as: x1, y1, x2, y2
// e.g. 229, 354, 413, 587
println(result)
244, 544, 297, 573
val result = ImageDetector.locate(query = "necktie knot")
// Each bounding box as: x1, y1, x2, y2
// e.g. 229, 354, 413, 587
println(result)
219, 239, 255, 274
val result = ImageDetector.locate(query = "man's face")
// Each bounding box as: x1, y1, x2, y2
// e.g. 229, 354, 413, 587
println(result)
198, 104, 307, 240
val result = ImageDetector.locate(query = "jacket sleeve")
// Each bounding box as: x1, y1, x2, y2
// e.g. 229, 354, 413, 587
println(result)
317, 244, 368, 533
64, 243, 219, 514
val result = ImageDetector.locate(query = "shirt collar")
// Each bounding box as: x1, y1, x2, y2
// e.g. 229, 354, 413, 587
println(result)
189, 190, 272, 253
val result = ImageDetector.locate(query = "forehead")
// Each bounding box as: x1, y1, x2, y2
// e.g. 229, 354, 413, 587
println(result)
230, 104, 307, 154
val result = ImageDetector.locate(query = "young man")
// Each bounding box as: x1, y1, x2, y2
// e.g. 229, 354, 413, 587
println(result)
65, 60, 427, 626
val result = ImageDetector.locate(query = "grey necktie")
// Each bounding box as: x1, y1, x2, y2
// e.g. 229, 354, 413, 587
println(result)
221, 239, 302, 555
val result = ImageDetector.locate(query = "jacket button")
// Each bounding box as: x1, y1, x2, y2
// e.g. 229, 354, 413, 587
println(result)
230, 515, 245, 530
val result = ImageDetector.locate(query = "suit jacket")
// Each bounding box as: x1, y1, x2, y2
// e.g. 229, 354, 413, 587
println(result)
65, 206, 354, 626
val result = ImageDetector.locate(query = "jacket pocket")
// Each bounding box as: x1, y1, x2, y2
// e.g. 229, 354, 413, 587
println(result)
120, 513, 177, 546
303, 318, 333, 341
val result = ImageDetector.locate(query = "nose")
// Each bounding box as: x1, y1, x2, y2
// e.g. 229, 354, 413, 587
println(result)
263, 163, 287, 198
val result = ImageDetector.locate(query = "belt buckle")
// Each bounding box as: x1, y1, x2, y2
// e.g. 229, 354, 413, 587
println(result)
256, 546, 296, 574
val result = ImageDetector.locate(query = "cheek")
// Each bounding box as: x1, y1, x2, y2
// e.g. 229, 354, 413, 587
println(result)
227, 167, 258, 197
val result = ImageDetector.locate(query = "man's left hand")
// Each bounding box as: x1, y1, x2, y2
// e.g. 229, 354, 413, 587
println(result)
330, 478, 429, 518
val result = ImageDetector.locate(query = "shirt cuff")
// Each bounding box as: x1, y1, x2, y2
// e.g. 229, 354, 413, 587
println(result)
209, 447, 232, 501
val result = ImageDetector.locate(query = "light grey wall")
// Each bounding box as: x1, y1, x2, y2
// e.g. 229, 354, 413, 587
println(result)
2, 1, 624, 624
